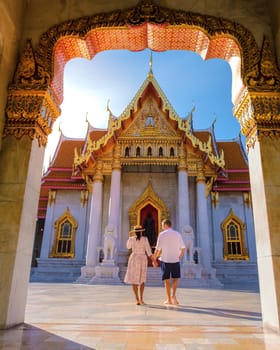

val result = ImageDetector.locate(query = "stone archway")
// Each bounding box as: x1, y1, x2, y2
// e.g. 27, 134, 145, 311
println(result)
1, 0, 280, 331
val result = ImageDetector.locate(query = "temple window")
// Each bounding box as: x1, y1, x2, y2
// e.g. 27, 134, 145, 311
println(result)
125, 146, 130, 157
147, 146, 152, 156
145, 115, 154, 126
136, 146, 141, 157
221, 209, 249, 260
159, 147, 163, 157
50, 207, 77, 258
170, 147, 175, 157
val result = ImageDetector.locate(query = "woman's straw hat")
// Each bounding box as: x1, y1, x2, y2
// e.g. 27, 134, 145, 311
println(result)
129, 224, 145, 234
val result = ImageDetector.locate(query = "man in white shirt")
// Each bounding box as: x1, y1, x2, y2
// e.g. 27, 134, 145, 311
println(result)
153, 219, 186, 305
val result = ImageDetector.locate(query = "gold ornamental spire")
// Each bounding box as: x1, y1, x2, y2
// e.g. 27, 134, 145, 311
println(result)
148, 50, 153, 78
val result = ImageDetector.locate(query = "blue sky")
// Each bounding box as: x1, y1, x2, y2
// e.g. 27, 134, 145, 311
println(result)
44, 49, 241, 168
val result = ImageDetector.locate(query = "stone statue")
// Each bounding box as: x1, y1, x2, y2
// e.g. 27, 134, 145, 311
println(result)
183, 224, 195, 263
103, 224, 117, 262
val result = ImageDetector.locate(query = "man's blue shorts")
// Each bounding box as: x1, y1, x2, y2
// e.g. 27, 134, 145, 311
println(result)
160, 261, 181, 280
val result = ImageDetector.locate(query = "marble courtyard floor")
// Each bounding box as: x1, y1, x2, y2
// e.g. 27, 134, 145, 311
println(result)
1, 282, 280, 349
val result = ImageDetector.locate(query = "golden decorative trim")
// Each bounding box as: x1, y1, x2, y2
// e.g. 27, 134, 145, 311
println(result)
112, 143, 121, 170
48, 190, 56, 207
234, 90, 280, 148
243, 192, 251, 208
80, 190, 89, 207
14, 39, 50, 87
211, 191, 219, 208
196, 161, 205, 183
128, 181, 169, 230
4, 87, 60, 147
221, 209, 249, 261
93, 160, 104, 183
50, 207, 77, 258
244, 36, 280, 92
3, 39, 60, 146
178, 143, 187, 171
206, 176, 216, 198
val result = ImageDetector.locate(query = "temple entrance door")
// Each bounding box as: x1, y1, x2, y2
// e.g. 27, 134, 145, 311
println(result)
140, 204, 158, 266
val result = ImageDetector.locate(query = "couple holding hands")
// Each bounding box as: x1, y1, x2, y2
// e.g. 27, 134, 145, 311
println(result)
124, 219, 186, 306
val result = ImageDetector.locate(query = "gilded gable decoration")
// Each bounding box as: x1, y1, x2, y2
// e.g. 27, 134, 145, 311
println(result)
74, 72, 225, 171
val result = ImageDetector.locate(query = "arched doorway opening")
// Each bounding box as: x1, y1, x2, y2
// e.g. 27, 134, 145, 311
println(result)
141, 203, 158, 249
2, 0, 280, 332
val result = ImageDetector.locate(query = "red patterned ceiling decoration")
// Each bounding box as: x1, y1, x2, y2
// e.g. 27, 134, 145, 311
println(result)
51, 23, 241, 104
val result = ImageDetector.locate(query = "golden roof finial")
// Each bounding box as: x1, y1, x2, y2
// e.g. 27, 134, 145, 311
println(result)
148, 50, 153, 78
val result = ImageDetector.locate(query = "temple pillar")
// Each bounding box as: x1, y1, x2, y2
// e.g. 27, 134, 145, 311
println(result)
0, 39, 60, 329
233, 34, 280, 329
177, 144, 191, 263
235, 86, 280, 331
81, 162, 104, 278
177, 143, 190, 232
91, 144, 122, 283
196, 162, 211, 270
39, 190, 56, 259
108, 143, 121, 230
0, 137, 44, 328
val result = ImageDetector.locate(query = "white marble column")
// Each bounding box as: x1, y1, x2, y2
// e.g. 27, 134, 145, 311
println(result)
196, 164, 211, 269
81, 162, 103, 278
177, 144, 190, 233
40, 190, 56, 259
93, 146, 121, 282
177, 169, 190, 234
108, 144, 121, 229
177, 144, 191, 264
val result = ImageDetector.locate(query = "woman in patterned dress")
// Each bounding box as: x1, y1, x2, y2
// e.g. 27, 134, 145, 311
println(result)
124, 225, 154, 305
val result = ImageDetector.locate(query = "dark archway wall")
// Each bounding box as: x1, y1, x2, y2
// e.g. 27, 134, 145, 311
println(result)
268, 0, 280, 67
21, 0, 271, 48
0, 0, 25, 149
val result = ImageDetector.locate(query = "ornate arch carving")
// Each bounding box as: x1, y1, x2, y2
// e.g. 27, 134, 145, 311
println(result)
5, 0, 280, 147
33, 0, 268, 103
128, 181, 169, 230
